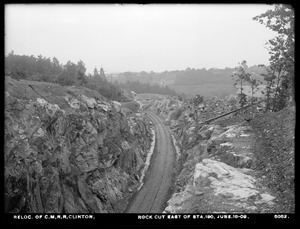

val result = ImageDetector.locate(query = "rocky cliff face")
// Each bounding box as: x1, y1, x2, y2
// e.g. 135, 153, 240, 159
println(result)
137, 94, 288, 213
5, 77, 152, 213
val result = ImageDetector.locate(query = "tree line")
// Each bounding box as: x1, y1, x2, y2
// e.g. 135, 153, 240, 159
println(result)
5, 52, 123, 101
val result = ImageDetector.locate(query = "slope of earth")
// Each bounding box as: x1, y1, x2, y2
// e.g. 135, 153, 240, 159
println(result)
138, 94, 295, 213
250, 106, 295, 213
4, 76, 153, 213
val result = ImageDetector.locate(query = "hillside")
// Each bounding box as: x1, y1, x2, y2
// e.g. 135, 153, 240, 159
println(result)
250, 106, 295, 212
113, 66, 267, 98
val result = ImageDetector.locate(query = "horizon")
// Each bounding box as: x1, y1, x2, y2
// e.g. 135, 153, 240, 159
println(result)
5, 4, 277, 74
5, 50, 268, 75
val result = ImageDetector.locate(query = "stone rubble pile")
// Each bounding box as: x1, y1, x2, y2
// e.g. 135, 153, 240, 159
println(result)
197, 95, 240, 120
138, 94, 276, 213
196, 95, 265, 121
143, 94, 265, 125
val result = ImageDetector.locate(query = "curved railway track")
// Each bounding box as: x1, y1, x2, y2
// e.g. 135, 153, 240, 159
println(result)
124, 112, 176, 213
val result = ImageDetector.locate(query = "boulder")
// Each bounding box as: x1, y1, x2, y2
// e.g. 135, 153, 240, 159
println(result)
62, 183, 89, 213
197, 125, 215, 140
165, 159, 275, 213
219, 151, 253, 168
77, 177, 103, 213
75, 148, 99, 172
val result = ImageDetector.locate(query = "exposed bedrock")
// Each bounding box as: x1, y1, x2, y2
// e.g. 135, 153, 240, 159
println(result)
5, 78, 152, 213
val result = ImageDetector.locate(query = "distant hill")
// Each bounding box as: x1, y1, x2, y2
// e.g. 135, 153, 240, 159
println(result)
113, 66, 268, 99
117, 80, 179, 97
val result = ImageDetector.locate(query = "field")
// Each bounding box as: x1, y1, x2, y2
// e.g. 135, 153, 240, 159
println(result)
169, 84, 236, 99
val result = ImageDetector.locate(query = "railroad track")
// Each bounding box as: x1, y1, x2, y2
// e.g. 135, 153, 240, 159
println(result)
124, 112, 176, 213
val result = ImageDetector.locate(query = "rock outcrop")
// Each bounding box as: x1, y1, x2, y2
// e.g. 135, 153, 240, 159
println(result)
137, 94, 278, 213
5, 77, 152, 213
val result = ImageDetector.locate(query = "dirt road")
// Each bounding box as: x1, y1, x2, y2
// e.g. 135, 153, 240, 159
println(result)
125, 112, 176, 213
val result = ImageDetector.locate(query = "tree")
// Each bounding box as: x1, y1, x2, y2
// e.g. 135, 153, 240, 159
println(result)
231, 60, 251, 108
253, 4, 294, 111
56, 60, 77, 86
259, 65, 276, 111
52, 57, 62, 74
77, 60, 87, 85
247, 75, 261, 117
99, 67, 107, 81
11, 67, 28, 80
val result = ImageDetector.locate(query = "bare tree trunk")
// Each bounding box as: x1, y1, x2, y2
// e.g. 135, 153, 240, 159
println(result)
240, 79, 243, 108
251, 84, 254, 118
273, 68, 283, 111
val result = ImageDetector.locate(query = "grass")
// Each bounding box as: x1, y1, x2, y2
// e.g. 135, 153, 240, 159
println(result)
169, 84, 236, 99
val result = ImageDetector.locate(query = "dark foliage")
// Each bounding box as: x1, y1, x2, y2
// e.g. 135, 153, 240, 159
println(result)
254, 5, 294, 112
5, 52, 123, 101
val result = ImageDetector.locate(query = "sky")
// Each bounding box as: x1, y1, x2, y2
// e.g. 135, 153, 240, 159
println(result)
5, 4, 278, 74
